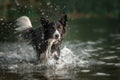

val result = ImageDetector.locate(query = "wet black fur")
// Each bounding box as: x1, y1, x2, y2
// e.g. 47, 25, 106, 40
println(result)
19, 15, 67, 61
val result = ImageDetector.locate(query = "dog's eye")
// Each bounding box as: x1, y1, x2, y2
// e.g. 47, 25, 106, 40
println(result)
57, 25, 61, 29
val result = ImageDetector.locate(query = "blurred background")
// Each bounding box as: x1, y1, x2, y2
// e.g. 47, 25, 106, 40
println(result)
0, 0, 120, 80
0, 0, 120, 41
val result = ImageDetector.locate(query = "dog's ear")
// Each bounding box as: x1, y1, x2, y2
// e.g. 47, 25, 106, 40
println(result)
40, 17, 49, 27
59, 14, 67, 27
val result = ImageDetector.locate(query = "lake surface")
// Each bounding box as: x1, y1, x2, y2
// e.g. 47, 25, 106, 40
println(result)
0, 18, 120, 80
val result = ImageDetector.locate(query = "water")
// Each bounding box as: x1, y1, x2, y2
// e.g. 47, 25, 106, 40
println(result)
0, 19, 120, 80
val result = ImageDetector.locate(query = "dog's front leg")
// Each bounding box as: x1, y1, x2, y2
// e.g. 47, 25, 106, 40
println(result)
45, 39, 56, 59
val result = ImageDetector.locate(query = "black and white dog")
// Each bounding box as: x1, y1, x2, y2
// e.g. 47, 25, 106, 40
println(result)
15, 15, 67, 62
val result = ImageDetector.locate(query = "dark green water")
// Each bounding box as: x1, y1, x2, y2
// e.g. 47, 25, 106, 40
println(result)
0, 18, 120, 80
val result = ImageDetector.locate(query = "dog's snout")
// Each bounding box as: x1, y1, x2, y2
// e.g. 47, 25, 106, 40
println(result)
55, 34, 59, 39
53, 30, 60, 39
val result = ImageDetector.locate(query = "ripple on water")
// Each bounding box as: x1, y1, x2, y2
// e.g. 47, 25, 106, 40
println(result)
101, 56, 118, 60
108, 51, 116, 54
115, 63, 120, 67
81, 70, 90, 73
93, 72, 110, 76
105, 63, 115, 66
116, 47, 120, 50
1, 40, 117, 79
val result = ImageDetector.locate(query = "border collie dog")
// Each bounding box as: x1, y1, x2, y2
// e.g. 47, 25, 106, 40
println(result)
15, 15, 67, 62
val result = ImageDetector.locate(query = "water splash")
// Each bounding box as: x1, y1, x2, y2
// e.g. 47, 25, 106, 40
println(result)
0, 42, 91, 72
0, 38, 119, 79
47, 45, 89, 69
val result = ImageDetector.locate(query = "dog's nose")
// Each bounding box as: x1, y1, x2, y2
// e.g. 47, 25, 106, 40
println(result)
55, 34, 59, 39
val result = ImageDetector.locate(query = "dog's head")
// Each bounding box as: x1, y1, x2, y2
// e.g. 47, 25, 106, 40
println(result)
41, 14, 67, 43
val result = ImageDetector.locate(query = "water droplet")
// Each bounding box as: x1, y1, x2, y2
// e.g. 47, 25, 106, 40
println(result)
15, 0, 20, 6
42, 12, 44, 15
47, 2, 51, 6
55, 8, 57, 11
50, 5, 53, 8
0, 18, 3, 21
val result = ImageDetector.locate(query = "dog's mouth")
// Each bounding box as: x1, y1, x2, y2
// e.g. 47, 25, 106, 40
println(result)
44, 39, 56, 59
53, 38, 61, 44
45, 38, 60, 60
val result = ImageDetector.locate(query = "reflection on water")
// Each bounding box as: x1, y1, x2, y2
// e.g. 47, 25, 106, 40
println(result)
0, 34, 120, 80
